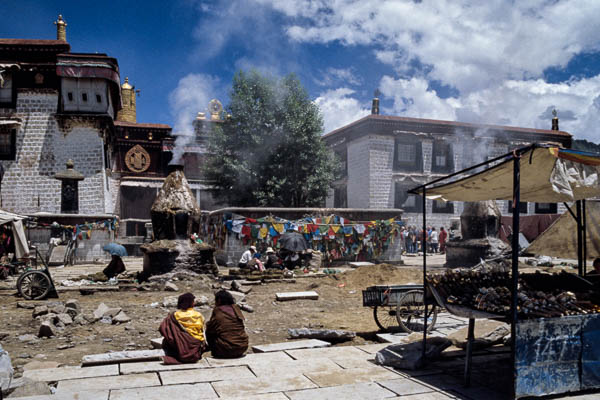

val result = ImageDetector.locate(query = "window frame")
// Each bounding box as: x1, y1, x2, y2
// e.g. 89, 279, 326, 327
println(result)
432, 200, 454, 214
535, 202, 558, 214
395, 183, 423, 212
0, 72, 16, 108
508, 201, 528, 214
394, 138, 423, 172
431, 140, 454, 173
0, 127, 17, 160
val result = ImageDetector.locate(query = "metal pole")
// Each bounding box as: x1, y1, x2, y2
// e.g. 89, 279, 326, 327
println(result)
576, 200, 583, 277
581, 199, 587, 276
511, 153, 520, 398
422, 186, 428, 361
464, 318, 475, 387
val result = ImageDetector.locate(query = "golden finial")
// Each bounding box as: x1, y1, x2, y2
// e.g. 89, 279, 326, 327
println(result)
122, 77, 133, 90
54, 15, 67, 41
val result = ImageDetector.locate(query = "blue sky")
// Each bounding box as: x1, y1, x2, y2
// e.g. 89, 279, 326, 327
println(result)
2, 1, 600, 141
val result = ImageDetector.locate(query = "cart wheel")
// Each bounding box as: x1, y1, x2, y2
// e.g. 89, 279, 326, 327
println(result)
17, 270, 51, 300
373, 305, 398, 332
396, 290, 438, 333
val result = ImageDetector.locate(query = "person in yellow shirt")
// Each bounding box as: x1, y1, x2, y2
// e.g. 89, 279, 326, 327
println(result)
159, 292, 207, 364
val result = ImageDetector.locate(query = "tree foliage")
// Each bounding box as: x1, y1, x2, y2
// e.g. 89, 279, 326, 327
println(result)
204, 70, 339, 207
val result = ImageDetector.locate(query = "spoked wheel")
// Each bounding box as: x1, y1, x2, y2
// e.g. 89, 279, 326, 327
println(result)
373, 305, 399, 332
17, 270, 51, 300
396, 290, 437, 333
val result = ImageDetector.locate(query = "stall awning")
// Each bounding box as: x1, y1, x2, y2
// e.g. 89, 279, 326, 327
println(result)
412, 146, 600, 203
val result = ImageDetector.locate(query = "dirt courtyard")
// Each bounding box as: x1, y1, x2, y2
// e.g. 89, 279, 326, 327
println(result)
0, 256, 445, 377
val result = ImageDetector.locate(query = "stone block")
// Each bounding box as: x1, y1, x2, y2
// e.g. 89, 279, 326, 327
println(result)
56, 313, 73, 326
24, 365, 119, 382
38, 321, 55, 338
110, 383, 217, 400
7, 390, 109, 399
150, 337, 163, 349
227, 290, 246, 303
211, 375, 317, 398
447, 320, 509, 350
220, 394, 288, 400
160, 365, 253, 385
6, 379, 51, 398
93, 303, 110, 321
120, 359, 210, 374
348, 262, 375, 268
304, 366, 400, 387
377, 378, 436, 396
248, 358, 342, 379
252, 339, 331, 353
275, 291, 319, 301
56, 373, 160, 393
285, 346, 368, 361
164, 282, 179, 292
81, 349, 164, 366
206, 351, 294, 368
113, 311, 131, 324
32, 305, 48, 318
285, 381, 396, 400
375, 337, 451, 370
288, 328, 355, 342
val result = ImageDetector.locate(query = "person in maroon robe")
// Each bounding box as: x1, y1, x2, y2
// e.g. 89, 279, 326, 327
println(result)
205, 290, 249, 359
439, 227, 448, 254
159, 293, 206, 364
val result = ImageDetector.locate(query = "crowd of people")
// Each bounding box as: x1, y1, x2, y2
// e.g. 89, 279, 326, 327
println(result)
400, 225, 449, 254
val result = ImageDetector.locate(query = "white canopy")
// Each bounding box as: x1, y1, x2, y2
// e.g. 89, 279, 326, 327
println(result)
412, 146, 600, 203
0, 209, 29, 259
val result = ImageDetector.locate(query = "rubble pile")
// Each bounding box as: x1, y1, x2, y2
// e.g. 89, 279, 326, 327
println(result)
428, 266, 600, 319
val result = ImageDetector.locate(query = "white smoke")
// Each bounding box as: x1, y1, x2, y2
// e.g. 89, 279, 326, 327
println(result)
168, 73, 220, 164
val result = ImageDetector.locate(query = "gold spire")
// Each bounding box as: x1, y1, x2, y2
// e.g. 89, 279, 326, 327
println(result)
117, 77, 137, 123
54, 15, 67, 42
122, 77, 133, 90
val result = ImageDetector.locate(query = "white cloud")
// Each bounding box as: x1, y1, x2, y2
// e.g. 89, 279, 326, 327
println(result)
315, 67, 362, 87
314, 88, 370, 133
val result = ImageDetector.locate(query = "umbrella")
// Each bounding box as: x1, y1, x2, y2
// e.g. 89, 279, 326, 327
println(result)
102, 243, 128, 257
279, 232, 308, 252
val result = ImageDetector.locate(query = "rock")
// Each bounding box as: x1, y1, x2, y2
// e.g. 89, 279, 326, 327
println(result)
150, 337, 163, 349
18, 334, 38, 343
227, 290, 246, 304
8, 378, 51, 397
38, 321, 55, 338
93, 303, 111, 321
48, 303, 66, 315
447, 320, 509, 350
113, 311, 131, 324
240, 304, 254, 313
32, 305, 48, 318
99, 316, 112, 324
22, 360, 61, 371
162, 296, 178, 308
103, 307, 122, 318
73, 314, 88, 326
18, 353, 31, 359
0, 332, 8, 341
194, 295, 209, 306
288, 328, 356, 342
64, 299, 80, 317
231, 280, 243, 291
39, 313, 58, 324
164, 282, 179, 292
375, 337, 451, 370
56, 313, 73, 326
17, 302, 37, 309
57, 343, 74, 350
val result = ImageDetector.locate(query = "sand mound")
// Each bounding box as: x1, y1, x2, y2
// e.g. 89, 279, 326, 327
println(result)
325, 264, 423, 290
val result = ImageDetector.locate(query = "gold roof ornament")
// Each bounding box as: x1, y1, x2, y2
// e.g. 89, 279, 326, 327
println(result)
122, 77, 133, 90
208, 99, 223, 121
54, 15, 67, 42
196, 112, 206, 120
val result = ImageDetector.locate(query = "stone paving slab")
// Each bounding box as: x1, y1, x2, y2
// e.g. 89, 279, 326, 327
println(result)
276, 291, 319, 301
160, 365, 254, 385
285, 381, 396, 400
252, 339, 330, 353
81, 349, 164, 366
348, 261, 375, 268
220, 393, 290, 400
285, 345, 368, 361
206, 351, 295, 367
119, 359, 210, 374
377, 378, 436, 396
211, 375, 317, 397
331, 357, 379, 369
109, 383, 217, 400
304, 366, 400, 387
56, 372, 160, 393
7, 391, 109, 400
355, 343, 390, 354
248, 358, 343, 378
397, 392, 455, 399
23, 364, 119, 382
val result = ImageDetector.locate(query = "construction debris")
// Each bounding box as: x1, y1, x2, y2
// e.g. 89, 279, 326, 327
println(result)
288, 328, 356, 342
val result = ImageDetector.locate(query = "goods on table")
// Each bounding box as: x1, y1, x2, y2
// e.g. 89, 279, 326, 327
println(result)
427, 264, 600, 319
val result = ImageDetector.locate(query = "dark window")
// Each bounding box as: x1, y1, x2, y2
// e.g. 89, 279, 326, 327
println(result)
508, 201, 528, 214
433, 200, 454, 214
0, 73, 13, 105
432, 141, 454, 173
96, 94, 102, 103
334, 186, 347, 208
0, 128, 16, 160
394, 139, 423, 172
67, 92, 73, 102
395, 183, 423, 212
81, 92, 88, 102
535, 203, 557, 214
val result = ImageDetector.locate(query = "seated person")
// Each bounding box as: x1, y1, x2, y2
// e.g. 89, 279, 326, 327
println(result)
587, 258, 600, 276
264, 247, 282, 269
102, 255, 126, 279
159, 292, 206, 364
205, 290, 249, 359
238, 246, 256, 269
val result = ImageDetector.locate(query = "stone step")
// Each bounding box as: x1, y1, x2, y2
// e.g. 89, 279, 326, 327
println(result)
81, 349, 164, 366
275, 291, 319, 301
252, 339, 331, 353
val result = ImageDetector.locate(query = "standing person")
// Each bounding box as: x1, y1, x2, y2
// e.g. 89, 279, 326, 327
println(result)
411, 227, 418, 254
159, 293, 207, 364
205, 290, 249, 359
439, 227, 448, 254
430, 227, 439, 253
403, 227, 412, 254
238, 246, 256, 269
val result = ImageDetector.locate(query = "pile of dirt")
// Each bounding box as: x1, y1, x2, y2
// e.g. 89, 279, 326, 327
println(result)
324, 264, 423, 290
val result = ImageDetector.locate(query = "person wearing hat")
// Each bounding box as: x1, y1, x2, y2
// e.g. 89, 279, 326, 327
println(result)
264, 247, 282, 270
159, 292, 207, 364
238, 245, 256, 269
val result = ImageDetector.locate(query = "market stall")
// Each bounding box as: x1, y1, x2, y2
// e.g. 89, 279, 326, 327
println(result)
409, 144, 600, 398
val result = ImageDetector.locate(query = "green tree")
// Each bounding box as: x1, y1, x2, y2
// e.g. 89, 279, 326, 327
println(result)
204, 70, 339, 207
